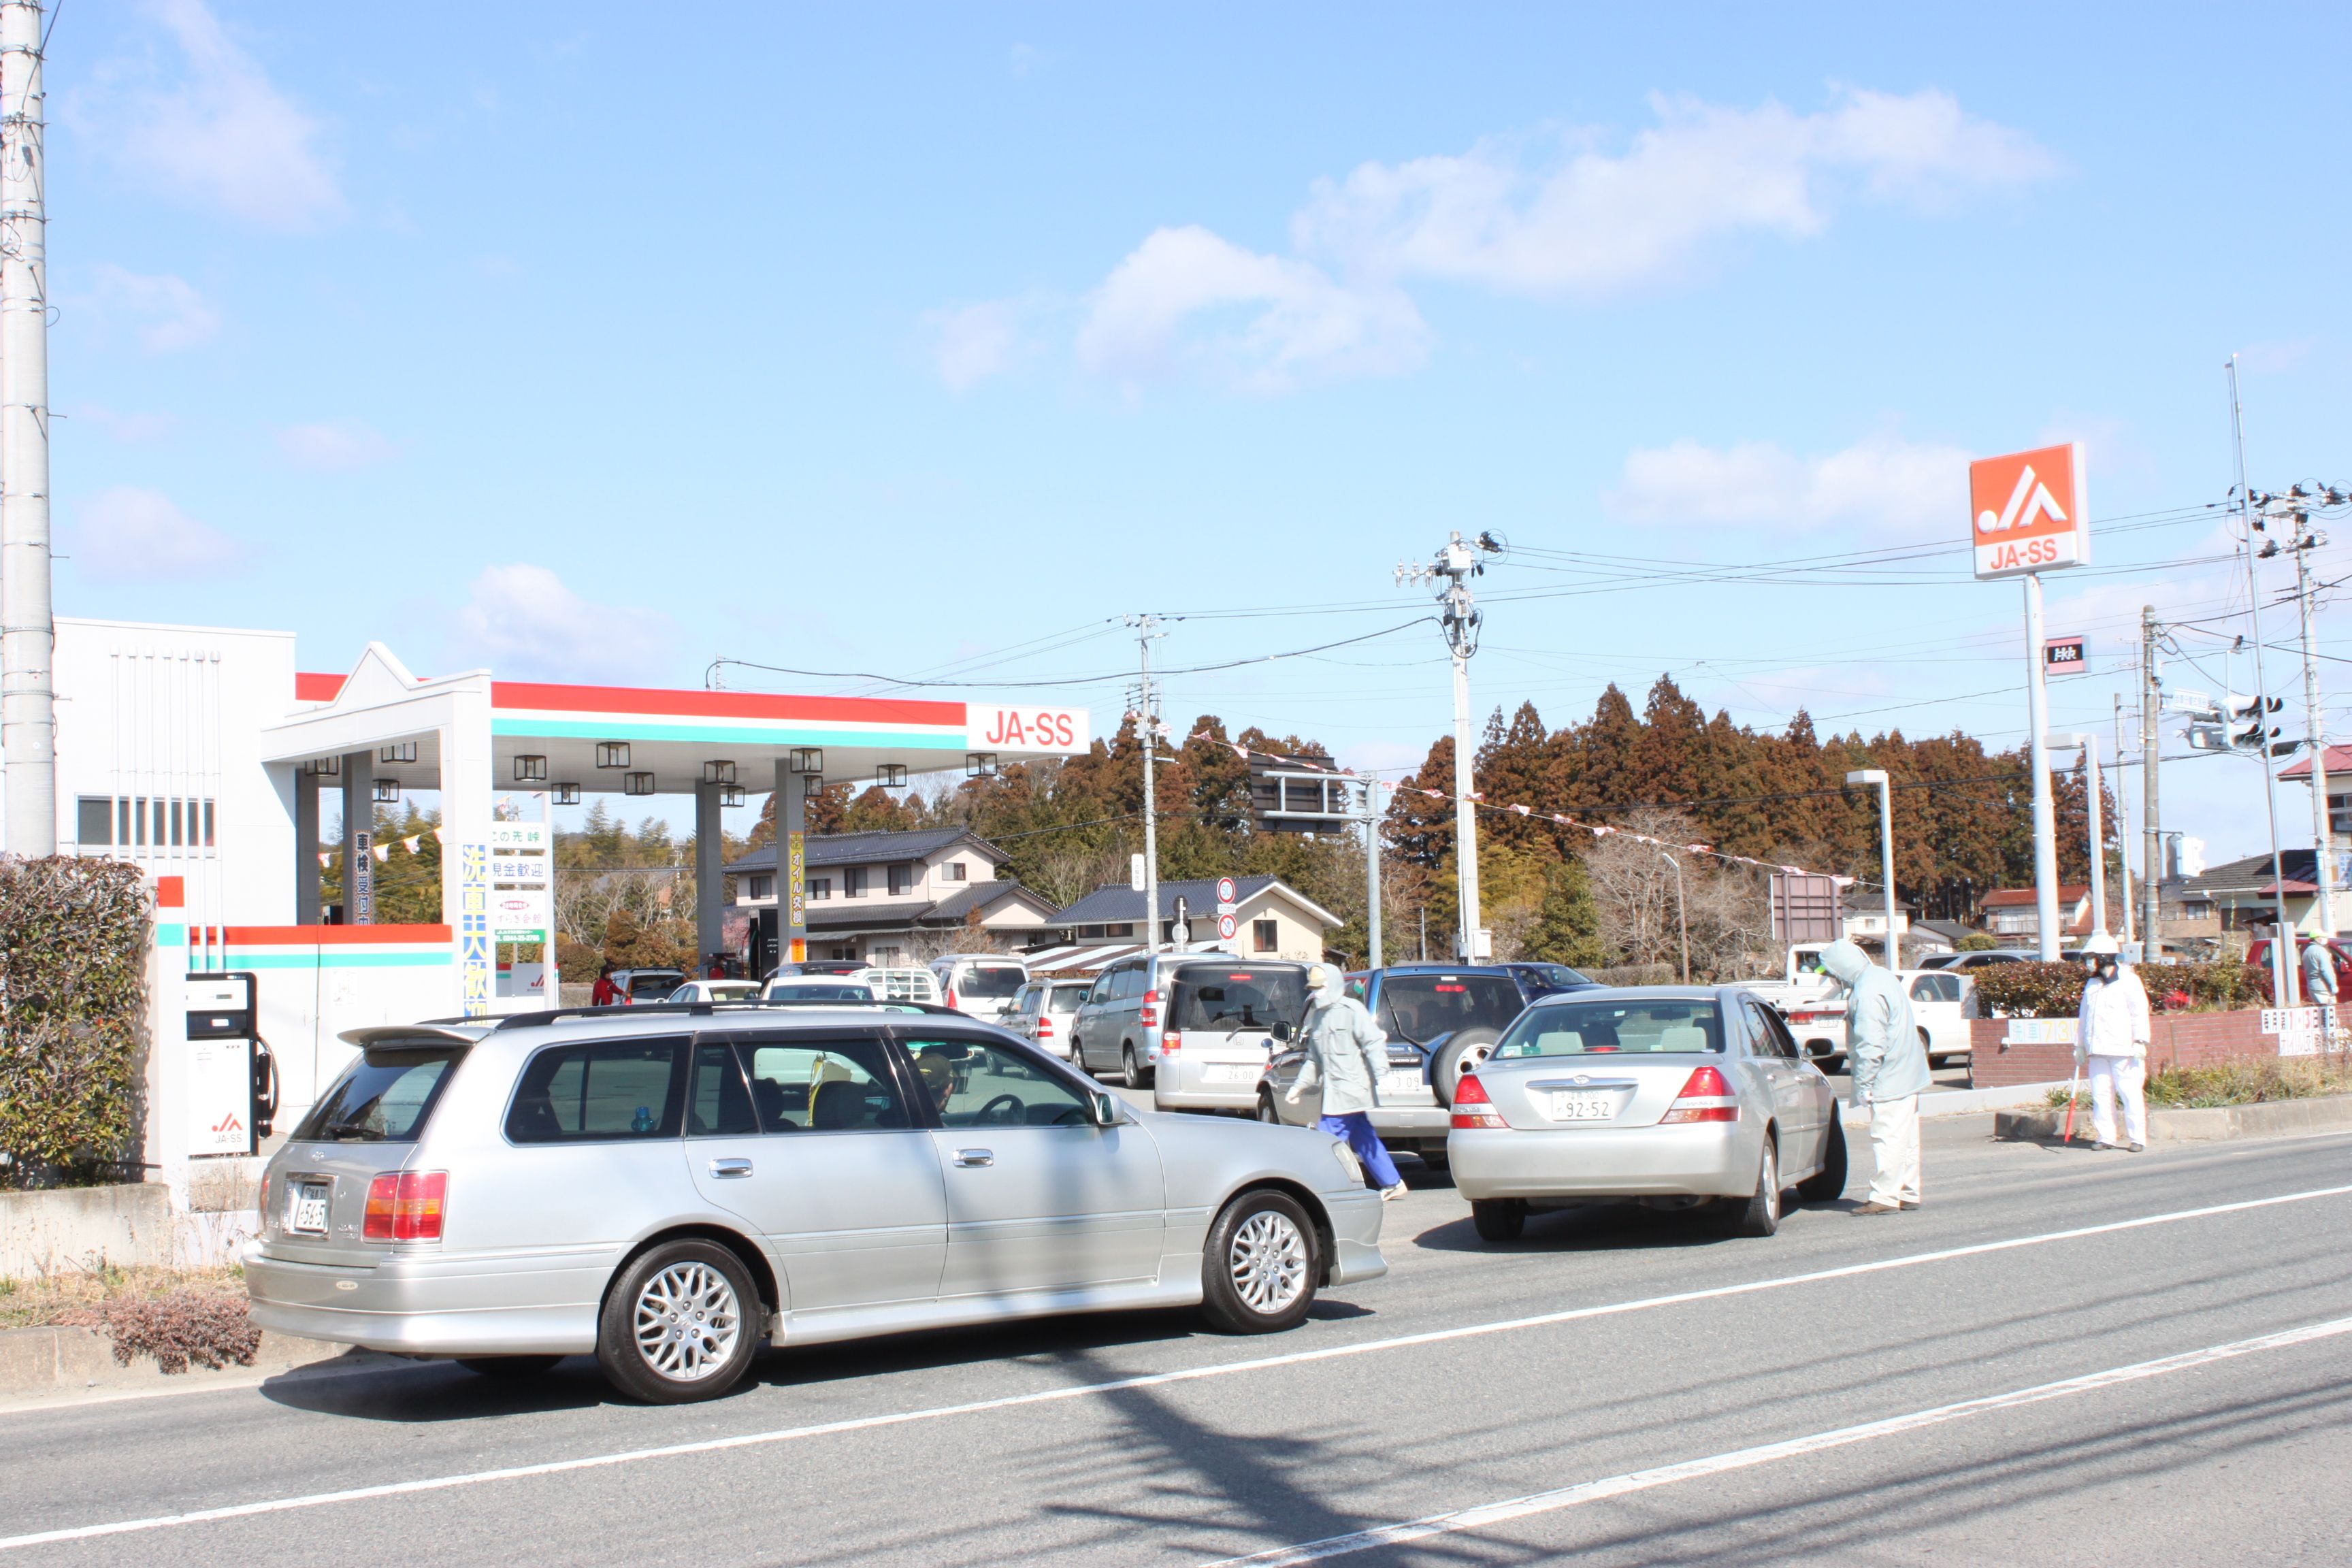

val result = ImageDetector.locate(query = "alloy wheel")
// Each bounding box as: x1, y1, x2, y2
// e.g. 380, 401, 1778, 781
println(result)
1228, 1209, 1307, 1316
632, 1260, 741, 1382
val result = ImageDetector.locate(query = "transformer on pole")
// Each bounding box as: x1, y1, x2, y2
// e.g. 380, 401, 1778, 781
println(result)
1396, 531, 1503, 961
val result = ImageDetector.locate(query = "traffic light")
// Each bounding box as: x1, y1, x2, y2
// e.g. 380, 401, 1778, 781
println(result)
2227, 693, 2283, 753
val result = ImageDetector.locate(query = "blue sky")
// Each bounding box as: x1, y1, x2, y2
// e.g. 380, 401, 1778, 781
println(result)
44, 2, 2352, 868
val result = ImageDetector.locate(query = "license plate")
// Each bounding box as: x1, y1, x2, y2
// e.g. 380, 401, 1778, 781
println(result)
1203, 1063, 1260, 1084
1381, 1070, 1427, 1098
288, 1183, 330, 1235
1549, 1092, 1617, 1122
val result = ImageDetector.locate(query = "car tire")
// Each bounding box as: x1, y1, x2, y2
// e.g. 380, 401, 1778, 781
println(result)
1796, 1112, 1848, 1204
455, 1354, 564, 1378
595, 1239, 762, 1405
1122, 1045, 1150, 1090
1723, 1138, 1782, 1238
1416, 1146, 1449, 1171
1198, 1189, 1319, 1335
1432, 1027, 1503, 1104
1256, 1088, 1283, 1124
1471, 1198, 1526, 1243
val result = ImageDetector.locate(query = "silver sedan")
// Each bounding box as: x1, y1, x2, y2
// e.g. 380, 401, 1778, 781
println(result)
1448, 986, 1845, 1242
245, 1004, 1387, 1403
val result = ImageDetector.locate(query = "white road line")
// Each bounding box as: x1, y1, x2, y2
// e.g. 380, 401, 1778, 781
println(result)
1199, 1313, 2352, 1566
1, 1181, 2344, 1553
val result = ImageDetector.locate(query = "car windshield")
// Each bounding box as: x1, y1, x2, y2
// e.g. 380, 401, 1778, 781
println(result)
1169, 966, 1305, 1032
768, 982, 872, 1001
293, 1045, 464, 1141
1516, 964, 1592, 991
703, 981, 759, 1000
1494, 998, 1725, 1058
956, 966, 1027, 1000
1377, 974, 1524, 1043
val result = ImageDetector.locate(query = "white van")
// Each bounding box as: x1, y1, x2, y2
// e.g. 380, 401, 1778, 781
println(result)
928, 953, 1032, 1022
857, 966, 943, 1004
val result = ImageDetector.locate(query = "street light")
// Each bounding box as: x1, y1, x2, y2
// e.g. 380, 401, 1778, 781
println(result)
1846, 768, 1899, 968
1659, 851, 1689, 983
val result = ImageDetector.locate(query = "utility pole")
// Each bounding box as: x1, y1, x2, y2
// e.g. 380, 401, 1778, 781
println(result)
2142, 608, 2162, 956
0, 0, 52, 856
2023, 573, 2061, 961
1398, 531, 1503, 960
1359, 772, 1384, 970
1127, 615, 1164, 955
2112, 691, 2134, 947
1846, 768, 1899, 966
2230, 357, 2297, 1004
2290, 500, 2336, 939
1659, 851, 1688, 982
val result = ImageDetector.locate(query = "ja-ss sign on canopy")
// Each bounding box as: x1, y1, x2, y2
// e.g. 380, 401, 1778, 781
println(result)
1970, 442, 2089, 578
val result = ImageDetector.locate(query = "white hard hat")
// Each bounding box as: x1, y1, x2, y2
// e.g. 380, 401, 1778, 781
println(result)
2082, 933, 2121, 956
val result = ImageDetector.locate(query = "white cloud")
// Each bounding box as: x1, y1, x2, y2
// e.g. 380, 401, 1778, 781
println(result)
72, 405, 181, 442
69, 486, 242, 581
444, 564, 672, 683
100, 0, 342, 229
1293, 88, 2055, 297
1075, 225, 1429, 393
1609, 434, 1974, 538
276, 420, 396, 471
80, 263, 220, 351
924, 297, 1035, 392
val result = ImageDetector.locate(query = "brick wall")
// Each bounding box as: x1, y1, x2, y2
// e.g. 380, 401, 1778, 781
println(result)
1970, 1009, 2279, 1086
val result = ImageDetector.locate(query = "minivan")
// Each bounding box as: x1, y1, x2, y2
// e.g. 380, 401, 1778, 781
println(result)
928, 953, 1032, 1022
1070, 953, 1308, 1112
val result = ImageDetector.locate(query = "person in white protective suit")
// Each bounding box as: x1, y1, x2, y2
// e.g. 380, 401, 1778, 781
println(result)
1285, 964, 1408, 1202
2075, 933, 2151, 1152
1820, 939, 1929, 1214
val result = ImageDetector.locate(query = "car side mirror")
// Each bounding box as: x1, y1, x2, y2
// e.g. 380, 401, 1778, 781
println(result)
1090, 1091, 1122, 1128
1271, 1018, 1292, 1043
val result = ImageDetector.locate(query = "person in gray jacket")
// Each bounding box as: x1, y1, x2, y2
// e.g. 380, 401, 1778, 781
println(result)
1284, 964, 1407, 1200
1821, 938, 1930, 1214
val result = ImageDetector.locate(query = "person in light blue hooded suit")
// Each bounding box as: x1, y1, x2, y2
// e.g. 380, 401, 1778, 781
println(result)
1286, 964, 1407, 1200
1820, 938, 1929, 1213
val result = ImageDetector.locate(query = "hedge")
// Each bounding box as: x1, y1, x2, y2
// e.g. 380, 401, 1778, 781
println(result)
1971, 959, 2269, 1019
0, 858, 150, 1185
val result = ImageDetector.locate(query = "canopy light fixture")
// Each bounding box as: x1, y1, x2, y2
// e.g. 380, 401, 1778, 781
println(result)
789, 748, 823, 774
372, 779, 401, 803
965, 752, 998, 778
595, 742, 631, 769
513, 754, 549, 782
719, 784, 744, 808
702, 760, 737, 785
624, 772, 656, 797
378, 742, 419, 764
301, 756, 340, 778
877, 763, 909, 789
551, 783, 581, 805
800, 775, 826, 798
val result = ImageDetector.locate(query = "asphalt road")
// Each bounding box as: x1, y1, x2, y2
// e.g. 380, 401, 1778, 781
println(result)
5, 1119, 2351, 1566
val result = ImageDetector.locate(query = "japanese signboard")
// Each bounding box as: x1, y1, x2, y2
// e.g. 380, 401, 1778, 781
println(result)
2043, 636, 2087, 674
1970, 442, 2089, 579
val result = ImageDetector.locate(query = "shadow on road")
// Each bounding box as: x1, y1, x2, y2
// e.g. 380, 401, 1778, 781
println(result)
1410, 1191, 1858, 1255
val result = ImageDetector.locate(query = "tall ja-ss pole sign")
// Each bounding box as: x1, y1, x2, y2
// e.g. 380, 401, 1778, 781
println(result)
1972, 442, 2089, 962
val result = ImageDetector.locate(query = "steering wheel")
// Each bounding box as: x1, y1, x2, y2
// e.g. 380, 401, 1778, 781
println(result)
975, 1093, 1026, 1125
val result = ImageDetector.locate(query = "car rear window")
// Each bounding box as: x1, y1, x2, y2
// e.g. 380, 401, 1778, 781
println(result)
768, 982, 873, 1001
1496, 999, 1725, 1058
506, 1036, 688, 1143
294, 1044, 466, 1142
1169, 966, 1305, 1031
1049, 983, 1092, 1011
956, 966, 1027, 1000
625, 972, 683, 998
1377, 975, 1525, 1042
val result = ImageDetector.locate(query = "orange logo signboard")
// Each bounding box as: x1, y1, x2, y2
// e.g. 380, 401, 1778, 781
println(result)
1970, 442, 2088, 578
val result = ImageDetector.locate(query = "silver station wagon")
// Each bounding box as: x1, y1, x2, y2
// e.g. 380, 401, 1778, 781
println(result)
245, 1004, 1388, 1403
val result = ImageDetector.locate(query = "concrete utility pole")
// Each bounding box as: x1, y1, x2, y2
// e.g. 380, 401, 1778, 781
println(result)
1659, 851, 1688, 982
1360, 772, 1383, 969
2022, 574, 2062, 961
0, 0, 52, 857
1128, 615, 1163, 955
2230, 357, 2297, 1004
1846, 768, 1898, 966
2142, 608, 2163, 955
2291, 504, 2336, 938
1398, 532, 1501, 961
2113, 692, 2134, 947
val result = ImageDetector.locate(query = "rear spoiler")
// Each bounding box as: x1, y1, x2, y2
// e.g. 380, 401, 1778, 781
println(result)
337, 1024, 491, 1048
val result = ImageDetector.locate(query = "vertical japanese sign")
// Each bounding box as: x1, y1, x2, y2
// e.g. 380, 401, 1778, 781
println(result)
350, 831, 374, 923
787, 830, 806, 965
459, 840, 491, 1017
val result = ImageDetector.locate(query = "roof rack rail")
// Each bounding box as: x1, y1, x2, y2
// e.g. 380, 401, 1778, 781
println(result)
492, 998, 970, 1030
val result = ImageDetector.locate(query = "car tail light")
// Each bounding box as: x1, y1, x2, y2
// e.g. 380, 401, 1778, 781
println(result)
1140, 988, 1159, 1028
363, 1171, 448, 1241
1034, 1015, 1054, 1039
1660, 1064, 1738, 1124
1161, 1030, 1180, 1053
1450, 1073, 1507, 1129
945, 986, 958, 1010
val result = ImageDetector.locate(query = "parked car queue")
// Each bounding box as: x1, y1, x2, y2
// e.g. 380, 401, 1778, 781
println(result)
243, 952, 1860, 1411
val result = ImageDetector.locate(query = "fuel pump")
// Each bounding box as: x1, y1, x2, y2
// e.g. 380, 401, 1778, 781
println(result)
184, 973, 278, 1157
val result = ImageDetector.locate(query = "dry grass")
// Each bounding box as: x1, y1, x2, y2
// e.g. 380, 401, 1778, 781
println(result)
2046, 1054, 2352, 1111
0, 1261, 245, 1333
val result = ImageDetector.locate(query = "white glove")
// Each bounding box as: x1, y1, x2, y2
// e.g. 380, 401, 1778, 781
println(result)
1284, 1084, 1304, 1105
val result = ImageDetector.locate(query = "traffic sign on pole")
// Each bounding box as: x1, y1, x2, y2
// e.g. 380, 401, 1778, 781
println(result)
1217, 913, 1238, 941
1215, 877, 1237, 913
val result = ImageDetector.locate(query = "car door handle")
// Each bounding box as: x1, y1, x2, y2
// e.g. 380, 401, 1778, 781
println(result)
953, 1148, 994, 1168
708, 1157, 753, 1179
